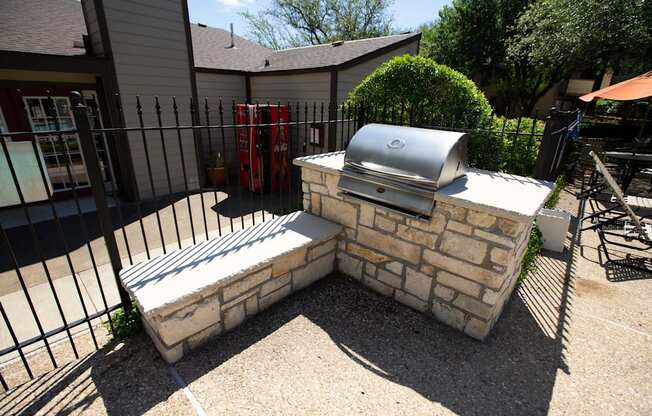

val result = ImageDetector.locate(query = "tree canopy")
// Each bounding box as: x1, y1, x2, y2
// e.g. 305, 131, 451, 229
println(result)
508, 0, 652, 80
241, 0, 393, 50
420, 0, 528, 87
421, 0, 652, 114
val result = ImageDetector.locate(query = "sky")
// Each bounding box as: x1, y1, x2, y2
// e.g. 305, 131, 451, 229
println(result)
187, 0, 451, 38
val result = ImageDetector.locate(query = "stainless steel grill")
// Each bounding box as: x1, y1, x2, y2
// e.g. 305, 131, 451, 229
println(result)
338, 123, 468, 217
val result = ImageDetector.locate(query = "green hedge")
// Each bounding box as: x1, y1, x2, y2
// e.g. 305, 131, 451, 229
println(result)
345, 55, 543, 175
345, 55, 492, 129
493, 116, 545, 176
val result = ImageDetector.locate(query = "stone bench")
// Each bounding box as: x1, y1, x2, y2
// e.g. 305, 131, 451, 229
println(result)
119, 212, 342, 363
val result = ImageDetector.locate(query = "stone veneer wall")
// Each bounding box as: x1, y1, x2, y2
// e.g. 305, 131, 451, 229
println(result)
143, 238, 337, 363
301, 167, 532, 339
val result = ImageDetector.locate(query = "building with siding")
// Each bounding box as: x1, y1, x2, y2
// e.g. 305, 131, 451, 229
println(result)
0, 0, 419, 200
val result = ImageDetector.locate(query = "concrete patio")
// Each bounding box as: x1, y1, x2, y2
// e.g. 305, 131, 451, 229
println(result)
0, 188, 293, 360
0, 184, 650, 415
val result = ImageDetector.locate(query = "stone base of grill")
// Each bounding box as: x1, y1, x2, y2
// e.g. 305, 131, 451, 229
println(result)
295, 151, 553, 340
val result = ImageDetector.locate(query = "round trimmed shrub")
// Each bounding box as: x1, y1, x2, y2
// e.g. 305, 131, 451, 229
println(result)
345, 55, 501, 170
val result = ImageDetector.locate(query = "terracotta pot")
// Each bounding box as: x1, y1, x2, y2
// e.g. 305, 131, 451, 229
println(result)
206, 167, 225, 187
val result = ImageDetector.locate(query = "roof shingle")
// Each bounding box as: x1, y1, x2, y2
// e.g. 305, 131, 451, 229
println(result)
0, 0, 87, 56
191, 24, 272, 71
0, 0, 420, 73
255, 33, 419, 72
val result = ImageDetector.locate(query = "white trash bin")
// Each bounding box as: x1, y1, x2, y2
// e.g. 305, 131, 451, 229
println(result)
536, 208, 571, 252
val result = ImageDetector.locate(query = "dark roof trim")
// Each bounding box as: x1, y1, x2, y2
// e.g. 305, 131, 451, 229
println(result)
0, 79, 97, 89
0, 50, 110, 74
194, 67, 248, 76
336, 32, 421, 72
195, 32, 421, 77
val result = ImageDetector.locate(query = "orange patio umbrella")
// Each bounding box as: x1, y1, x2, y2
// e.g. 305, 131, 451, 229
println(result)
579, 70, 652, 102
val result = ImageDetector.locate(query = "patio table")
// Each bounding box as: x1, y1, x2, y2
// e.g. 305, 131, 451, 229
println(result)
604, 151, 652, 192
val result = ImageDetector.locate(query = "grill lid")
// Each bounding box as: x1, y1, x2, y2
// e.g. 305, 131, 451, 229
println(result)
339, 124, 468, 216
343, 124, 467, 189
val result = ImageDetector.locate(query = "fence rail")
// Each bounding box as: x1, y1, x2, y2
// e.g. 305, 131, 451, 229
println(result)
0, 91, 575, 389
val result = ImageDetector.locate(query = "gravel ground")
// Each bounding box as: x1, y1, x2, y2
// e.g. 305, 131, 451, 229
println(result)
0, 185, 650, 415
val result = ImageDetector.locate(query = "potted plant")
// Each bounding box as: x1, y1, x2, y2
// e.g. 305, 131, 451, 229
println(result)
206, 152, 226, 187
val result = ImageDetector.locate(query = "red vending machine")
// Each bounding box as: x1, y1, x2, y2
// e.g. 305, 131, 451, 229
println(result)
236, 104, 290, 193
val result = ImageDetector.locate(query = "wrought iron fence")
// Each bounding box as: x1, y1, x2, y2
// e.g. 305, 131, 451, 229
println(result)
0, 91, 575, 389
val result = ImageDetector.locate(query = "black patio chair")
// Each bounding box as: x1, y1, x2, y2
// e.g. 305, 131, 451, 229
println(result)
589, 151, 652, 272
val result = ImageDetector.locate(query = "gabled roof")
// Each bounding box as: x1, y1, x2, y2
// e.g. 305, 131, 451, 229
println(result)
254, 33, 420, 73
191, 24, 272, 72
0, 0, 87, 57
0, 0, 420, 74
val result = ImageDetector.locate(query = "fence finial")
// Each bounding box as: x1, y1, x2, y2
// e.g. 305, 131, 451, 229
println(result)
70, 91, 83, 108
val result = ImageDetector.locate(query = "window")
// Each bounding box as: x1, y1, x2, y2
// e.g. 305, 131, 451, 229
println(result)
81, 90, 117, 193
23, 96, 87, 191
0, 106, 8, 136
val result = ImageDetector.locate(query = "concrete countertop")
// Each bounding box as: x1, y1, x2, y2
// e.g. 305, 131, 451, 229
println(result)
294, 151, 554, 222
120, 212, 342, 317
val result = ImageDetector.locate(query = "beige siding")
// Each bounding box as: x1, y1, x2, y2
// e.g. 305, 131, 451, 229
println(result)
334, 42, 418, 150
103, 0, 198, 198
336, 41, 418, 102
532, 81, 564, 116
250, 72, 332, 153
196, 72, 247, 169
250, 72, 330, 104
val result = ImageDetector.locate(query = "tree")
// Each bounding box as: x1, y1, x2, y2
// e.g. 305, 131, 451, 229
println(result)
419, 0, 545, 114
241, 0, 393, 49
508, 0, 652, 109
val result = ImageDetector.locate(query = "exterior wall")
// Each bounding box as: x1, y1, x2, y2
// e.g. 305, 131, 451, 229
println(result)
251, 72, 332, 155
333, 41, 418, 150
0, 70, 97, 84
565, 79, 594, 96
532, 81, 564, 116
336, 41, 418, 102
250, 72, 330, 104
300, 167, 531, 340
101, 0, 199, 198
141, 237, 337, 363
195, 71, 247, 170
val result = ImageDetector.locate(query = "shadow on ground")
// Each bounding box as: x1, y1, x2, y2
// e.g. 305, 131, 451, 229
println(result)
0, 257, 574, 416
0, 200, 578, 415
0, 335, 180, 416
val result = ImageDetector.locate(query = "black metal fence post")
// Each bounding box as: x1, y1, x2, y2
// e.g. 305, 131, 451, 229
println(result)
533, 107, 581, 180
71, 92, 132, 310
533, 108, 557, 180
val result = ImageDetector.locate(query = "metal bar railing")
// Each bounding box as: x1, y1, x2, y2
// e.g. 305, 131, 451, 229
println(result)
190, 98, 209, 241
1, 92, 572, 389
204, 98, 222, 238
156, 96, 183, 249
136, 96, 167, 255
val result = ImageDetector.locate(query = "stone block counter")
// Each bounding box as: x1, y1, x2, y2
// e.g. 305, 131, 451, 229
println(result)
294, 152, 553, 339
